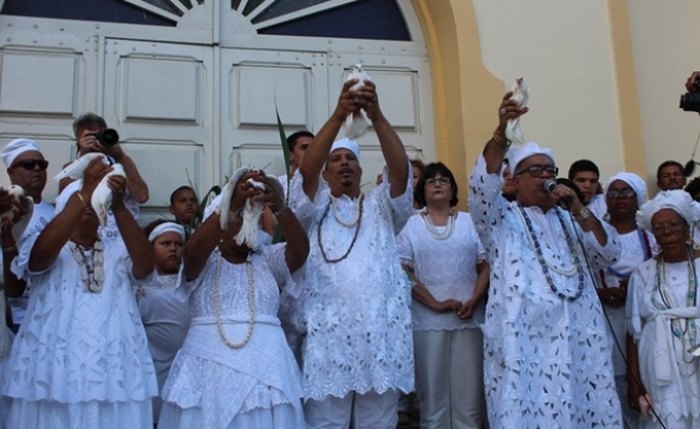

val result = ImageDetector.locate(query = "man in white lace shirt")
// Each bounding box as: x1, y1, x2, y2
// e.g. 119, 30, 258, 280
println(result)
468, 92, 623, 428
289, 77, 414, 428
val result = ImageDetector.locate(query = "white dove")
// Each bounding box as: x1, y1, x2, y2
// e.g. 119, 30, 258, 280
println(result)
0, 184, 34, 243
344, 64, 372, 139
53, 153, 127, 226
505, 77, 529, 146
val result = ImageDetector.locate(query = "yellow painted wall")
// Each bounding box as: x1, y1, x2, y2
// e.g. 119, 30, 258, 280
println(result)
412, 0, 661, 203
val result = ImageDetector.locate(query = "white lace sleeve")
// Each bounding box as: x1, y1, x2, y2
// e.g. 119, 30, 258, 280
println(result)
574, 215, 621, 271
377, 162, 413, 235
468, 154, 509, 252
396, 214, 416, 267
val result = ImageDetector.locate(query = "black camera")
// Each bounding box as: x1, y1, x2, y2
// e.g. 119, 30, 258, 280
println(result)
680, 79, 700, 112
94, 128, 120, 147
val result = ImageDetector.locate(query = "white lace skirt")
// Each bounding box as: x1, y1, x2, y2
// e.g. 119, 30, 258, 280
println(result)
4, 398, 153, 428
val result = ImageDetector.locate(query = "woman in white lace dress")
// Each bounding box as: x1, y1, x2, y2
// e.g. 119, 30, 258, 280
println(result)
628, 190, 700, 428
397, 162, 489, 429
1, 158, 157, 428
134, 220, 190, 422
158, 169, 309, 429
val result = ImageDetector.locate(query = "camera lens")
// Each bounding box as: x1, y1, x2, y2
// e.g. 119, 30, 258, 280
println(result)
95, 128, 120, 147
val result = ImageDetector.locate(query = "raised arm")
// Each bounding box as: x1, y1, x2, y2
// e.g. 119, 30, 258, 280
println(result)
181, 174, 260, 281
109, 175, 153, 279
258, 176, 309, 273
29, 158, 107, 272
299, 79, 358, 200
355, 80, 408, 197
483, 91, 529, 174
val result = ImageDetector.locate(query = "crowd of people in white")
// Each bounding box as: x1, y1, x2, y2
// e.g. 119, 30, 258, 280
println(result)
0, 74, 699, 429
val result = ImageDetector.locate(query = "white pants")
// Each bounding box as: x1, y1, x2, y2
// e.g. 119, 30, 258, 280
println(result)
414, 328, 486, 429
304, 389, 399, 429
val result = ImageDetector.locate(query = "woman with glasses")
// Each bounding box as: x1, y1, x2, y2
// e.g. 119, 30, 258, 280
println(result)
598, 172, 653, 428
397, 162, 489, 429
627, 190, 700, 428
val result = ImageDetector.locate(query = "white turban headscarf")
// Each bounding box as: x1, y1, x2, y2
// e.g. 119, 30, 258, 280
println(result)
507, 141, 555, 172
606, 172, 648, 207
1, 138, 42, 168
636, 190, 696, 233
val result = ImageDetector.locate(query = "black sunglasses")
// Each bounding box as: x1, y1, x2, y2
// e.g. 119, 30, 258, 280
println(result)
12, 159, 49, 171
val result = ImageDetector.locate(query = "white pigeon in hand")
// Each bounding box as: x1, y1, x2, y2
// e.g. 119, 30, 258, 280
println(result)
0, 184, 34, 243
344, 64, 372, 139
505, 77, 529, 146
53, 153, 126, 226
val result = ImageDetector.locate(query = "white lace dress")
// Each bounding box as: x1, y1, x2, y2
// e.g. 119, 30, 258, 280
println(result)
468, 155, 623, 428
1, 234, 157, 428
627, 257, 700, 427
158, 245, 305, 429
289, 167, 415, 401
133, 272, 190, 421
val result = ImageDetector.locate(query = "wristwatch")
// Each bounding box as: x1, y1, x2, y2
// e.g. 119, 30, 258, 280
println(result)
575, 207, 592, 221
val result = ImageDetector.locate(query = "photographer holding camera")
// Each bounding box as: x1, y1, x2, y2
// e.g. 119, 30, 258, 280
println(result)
680, 72, 700, 113
59, 113, 149, 206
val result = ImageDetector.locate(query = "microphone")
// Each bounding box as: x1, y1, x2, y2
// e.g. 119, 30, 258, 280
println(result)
684, 159, 699, 177
543, 179, 557, 193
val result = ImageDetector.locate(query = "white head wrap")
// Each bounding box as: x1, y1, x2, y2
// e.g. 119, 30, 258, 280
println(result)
507, 141, 555, 172
330, 138, 360, 161
148, 222, 185, 243
606, 172, 647, 207
636, 190, 696, 232
1, 138, 42, 168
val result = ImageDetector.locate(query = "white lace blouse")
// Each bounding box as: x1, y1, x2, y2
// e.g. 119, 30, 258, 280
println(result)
397, 211, 486, 331
289, 166, 415, 401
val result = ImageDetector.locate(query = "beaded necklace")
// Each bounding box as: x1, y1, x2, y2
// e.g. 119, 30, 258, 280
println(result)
318, 194, 364, 263
421, 209, 456, 241
519, 205, 586, 301
653, 250, 699, 363
212, 253, 256, 349
69, 240, 105, 293
330, 193, 362, 227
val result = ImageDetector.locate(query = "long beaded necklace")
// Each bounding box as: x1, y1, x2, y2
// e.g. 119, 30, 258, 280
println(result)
519, 205, 586, 301
421, 209, 456, 241
652, 248, 700, 363
69, 240, 105, 293
212, 253, 256, 349
318, 194, 364, 263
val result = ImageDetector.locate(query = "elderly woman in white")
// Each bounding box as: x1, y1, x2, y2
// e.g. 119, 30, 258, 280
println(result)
627, 190, 700, 428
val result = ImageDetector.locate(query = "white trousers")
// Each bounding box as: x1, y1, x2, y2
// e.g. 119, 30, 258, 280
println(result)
414, 328, 486, 429
304, 389, 399, 429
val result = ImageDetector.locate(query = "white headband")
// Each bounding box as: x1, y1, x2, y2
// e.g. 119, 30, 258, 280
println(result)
148, 222, 186, 243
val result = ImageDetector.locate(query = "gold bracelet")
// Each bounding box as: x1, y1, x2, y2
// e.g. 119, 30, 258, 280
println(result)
492, 131, 511, 148
2, 245, 17, 253
75, 192, 89, 211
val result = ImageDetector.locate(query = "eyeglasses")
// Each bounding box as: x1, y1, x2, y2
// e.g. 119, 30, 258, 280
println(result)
425, 177, 451, 186
515, 164, 558, 177
651, 221, 687, 236
606, 188, 636, 199
12, 159, 49, 171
